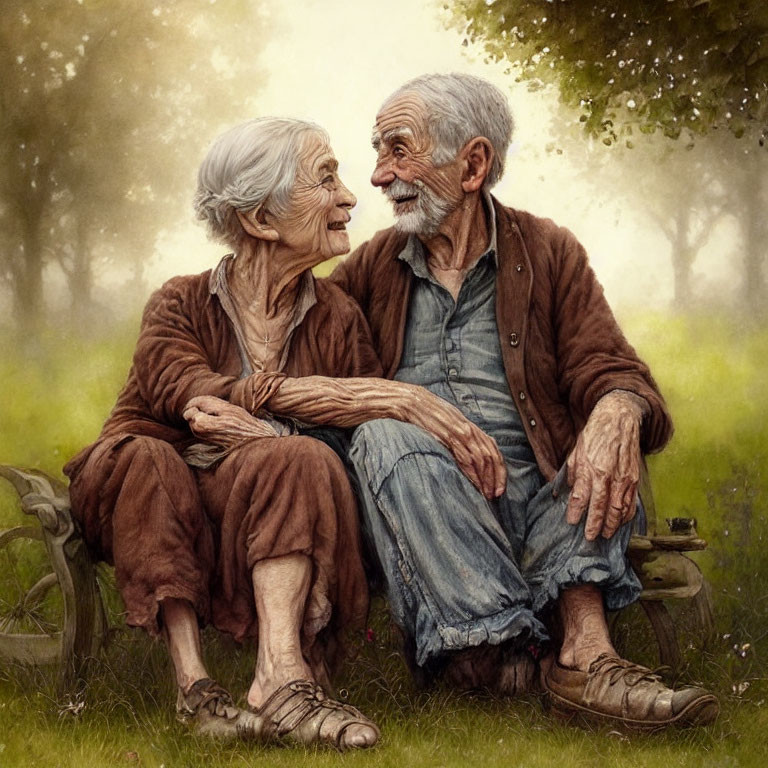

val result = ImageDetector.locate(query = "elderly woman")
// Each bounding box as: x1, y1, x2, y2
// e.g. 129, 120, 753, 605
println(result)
64, 117, 505, 750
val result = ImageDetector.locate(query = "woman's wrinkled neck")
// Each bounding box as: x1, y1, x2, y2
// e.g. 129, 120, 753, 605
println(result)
229, 238, 309, 318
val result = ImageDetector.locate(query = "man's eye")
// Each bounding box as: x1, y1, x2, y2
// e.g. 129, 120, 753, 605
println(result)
393, 147, 406, 158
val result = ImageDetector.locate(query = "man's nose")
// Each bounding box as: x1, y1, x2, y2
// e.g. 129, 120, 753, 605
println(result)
371, 160, 396, 188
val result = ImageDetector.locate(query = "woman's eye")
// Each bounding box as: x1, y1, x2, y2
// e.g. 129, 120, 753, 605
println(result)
322, 175, 335, 185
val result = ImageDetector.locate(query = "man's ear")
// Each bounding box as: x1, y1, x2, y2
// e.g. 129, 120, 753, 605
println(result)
460, 137, 494, 193
236, 206, 280, 242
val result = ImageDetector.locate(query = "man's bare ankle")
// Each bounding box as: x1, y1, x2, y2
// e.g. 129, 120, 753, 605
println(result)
558, 641, 616, 671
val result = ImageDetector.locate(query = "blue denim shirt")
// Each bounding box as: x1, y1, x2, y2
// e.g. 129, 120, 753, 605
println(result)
393, 214, 536, 465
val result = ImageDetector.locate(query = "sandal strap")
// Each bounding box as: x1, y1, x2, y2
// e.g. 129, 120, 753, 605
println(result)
255, 679, 379, 749
178, 677, 236, 717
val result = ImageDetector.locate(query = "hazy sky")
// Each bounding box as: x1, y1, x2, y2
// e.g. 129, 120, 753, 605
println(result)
149, 0, 735, 311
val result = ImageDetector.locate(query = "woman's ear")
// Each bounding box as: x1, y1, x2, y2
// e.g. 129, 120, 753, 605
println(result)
236, 206, 280, 242
460, 137, 494, 193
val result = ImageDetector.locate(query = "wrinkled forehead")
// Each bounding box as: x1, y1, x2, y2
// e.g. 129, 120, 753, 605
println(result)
372, 92, 432, 150
297, 130, 337, 174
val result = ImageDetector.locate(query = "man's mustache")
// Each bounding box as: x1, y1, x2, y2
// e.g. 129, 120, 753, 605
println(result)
385, 178, 424, 201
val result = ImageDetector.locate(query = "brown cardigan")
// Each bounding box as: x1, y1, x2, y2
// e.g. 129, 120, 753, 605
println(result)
330, 197, 673, 481
65, 270, 382, 478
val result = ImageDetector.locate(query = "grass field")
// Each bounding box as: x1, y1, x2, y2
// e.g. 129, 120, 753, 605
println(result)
1, 311, 766, 767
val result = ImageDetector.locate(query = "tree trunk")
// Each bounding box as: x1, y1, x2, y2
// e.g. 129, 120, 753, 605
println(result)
13, 217, 44, 338
67, 217, 94, 330
740, 160, 767, 318
670, 205, 693, 310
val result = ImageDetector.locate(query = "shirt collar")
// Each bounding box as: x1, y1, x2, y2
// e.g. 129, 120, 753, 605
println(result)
397, 189, 498, 277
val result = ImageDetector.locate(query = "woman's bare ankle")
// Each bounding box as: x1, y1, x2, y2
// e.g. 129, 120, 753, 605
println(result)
247, 650, 313, 710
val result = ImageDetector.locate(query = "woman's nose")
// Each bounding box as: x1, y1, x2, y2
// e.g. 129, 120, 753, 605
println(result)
337, 180, 357, 209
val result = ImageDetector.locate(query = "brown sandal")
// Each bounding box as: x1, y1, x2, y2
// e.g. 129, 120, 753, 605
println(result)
252, 679, 380, 751
177, 677, 266, 741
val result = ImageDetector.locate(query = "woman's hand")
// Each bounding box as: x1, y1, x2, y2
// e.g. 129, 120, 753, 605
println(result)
565, 391, 647, 541
183, 395, 280, 447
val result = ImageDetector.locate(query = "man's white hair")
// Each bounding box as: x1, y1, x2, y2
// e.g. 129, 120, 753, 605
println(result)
382, 73, 513, 188
194, 117, 328, 248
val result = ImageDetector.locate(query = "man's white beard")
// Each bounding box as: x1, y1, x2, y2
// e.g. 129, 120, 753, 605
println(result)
386, 178, 453, 238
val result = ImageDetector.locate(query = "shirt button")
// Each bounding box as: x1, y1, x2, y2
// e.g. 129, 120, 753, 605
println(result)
509, 332, 519, 347
448, 368, 458, 377
519, 391, 526, 400
516, 264, 524, 272
529, 418, 537, 427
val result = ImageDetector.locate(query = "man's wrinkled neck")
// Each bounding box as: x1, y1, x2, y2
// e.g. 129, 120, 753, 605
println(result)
417, 189, 489, 275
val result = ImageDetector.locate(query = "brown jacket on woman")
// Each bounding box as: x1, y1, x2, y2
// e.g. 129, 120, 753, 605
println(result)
65, 268, 382, 668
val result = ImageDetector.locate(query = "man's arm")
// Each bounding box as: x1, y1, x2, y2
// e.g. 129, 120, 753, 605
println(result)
185, 377, 507, 500
266, 375, 507, 499
550, 229, 672, 540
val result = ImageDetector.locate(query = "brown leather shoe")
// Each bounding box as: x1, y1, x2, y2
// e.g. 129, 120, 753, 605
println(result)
544, 654, 719, 729
176, 678, 266, 741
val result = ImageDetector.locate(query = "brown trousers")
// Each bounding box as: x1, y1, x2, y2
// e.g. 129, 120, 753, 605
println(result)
68, 433, 368, 660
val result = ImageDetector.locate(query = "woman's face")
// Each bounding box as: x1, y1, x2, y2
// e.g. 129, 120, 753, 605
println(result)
270, 132, 357, 261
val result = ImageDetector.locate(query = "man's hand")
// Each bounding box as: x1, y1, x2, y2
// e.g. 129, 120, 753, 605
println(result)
565, 391, 648, 541
183, 395, 280, 447
264, 376, 506, 500
409, 390, 507, 500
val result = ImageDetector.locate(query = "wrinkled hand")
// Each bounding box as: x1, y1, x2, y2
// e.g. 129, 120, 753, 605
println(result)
566, 391, 647, 541
262, 375, 507, 500
183, 395, 280, 448
410, 390, 507, 500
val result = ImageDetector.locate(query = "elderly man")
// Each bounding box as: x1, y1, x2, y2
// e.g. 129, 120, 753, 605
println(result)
330, 73, 718, 729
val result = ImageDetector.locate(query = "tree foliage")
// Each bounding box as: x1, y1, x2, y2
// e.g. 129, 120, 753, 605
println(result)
452, 0, 768, 145
0, 0, 265, 333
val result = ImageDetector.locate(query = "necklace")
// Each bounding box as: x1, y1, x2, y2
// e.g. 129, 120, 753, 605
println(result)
249, 332, 272, 371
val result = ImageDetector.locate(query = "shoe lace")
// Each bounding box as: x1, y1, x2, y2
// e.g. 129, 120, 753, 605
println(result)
589, 654, 663, 688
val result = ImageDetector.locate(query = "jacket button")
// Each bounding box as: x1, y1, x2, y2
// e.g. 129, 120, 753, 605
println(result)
516, 264, 524, 272
519, 391, 526, 400
509, 332, 519, 347
529, 418, 537, 427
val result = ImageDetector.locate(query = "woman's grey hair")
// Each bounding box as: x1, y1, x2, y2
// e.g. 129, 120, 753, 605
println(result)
382, 73, 513, 188
194, 117, 328, 248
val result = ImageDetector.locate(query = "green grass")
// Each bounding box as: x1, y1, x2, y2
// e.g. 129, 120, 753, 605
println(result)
1, 312, 767, 766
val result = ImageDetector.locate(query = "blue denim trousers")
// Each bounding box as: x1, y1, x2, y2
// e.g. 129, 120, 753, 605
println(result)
349, 419, 641, 667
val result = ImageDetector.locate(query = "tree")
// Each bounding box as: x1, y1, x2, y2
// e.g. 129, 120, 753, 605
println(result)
452, 0, 768, 144
0, 0, 266, 335
452, 0, 768, 313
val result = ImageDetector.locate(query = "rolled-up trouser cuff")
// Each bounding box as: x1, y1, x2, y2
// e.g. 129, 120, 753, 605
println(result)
416, 604, 549, 667
528, 556, 642, 615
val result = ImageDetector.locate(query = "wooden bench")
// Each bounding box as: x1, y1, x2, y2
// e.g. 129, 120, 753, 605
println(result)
0, 463, 714, 692
0, 465, 106, 692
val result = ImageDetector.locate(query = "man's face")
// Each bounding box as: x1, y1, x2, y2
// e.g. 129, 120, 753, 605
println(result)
272, 131, 356, 261
371, 93, 464, 237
